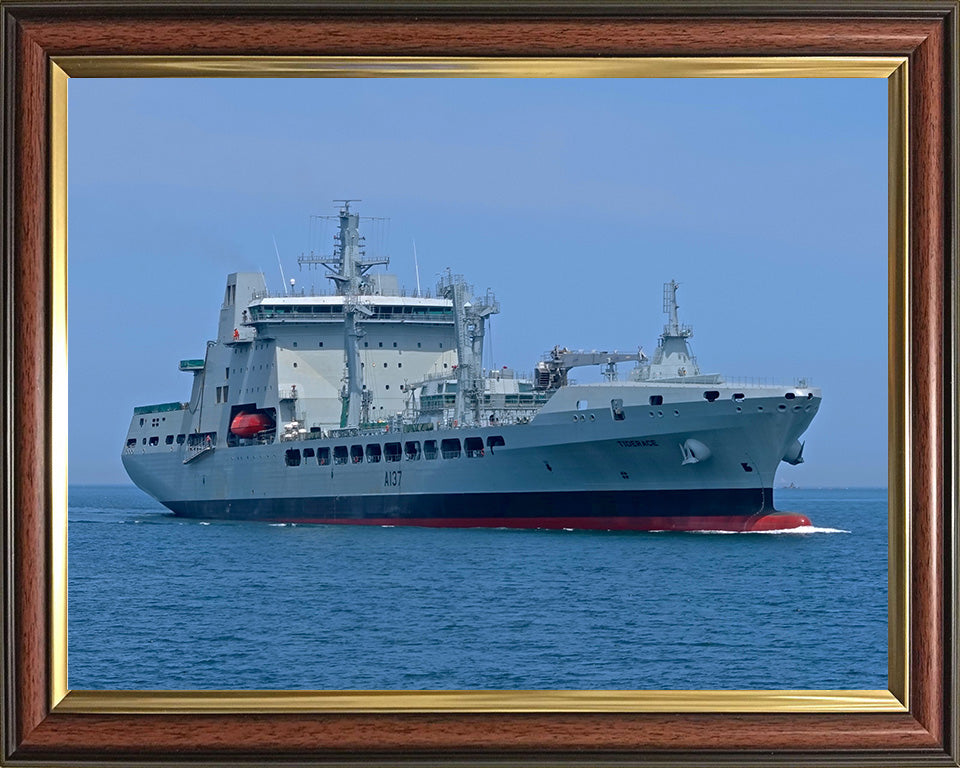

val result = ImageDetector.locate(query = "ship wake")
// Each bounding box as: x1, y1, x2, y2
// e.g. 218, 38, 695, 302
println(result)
688, 524, 850, 535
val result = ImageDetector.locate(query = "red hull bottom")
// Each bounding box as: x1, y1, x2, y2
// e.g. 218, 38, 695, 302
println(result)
274, 511, 812, 532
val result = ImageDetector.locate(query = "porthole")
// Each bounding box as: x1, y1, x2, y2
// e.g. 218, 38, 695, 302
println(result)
674, 410, 680, 416
589, 414, 595, 421
778, 404, 787, 411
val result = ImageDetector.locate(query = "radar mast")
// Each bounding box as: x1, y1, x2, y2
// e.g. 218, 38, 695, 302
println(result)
298, 200, 390, 296
299, 201, 390, 428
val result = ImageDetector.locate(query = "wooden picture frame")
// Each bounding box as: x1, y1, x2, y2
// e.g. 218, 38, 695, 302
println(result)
2, 2, 957, 765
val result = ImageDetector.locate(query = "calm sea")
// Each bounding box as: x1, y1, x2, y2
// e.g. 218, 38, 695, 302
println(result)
68, 485, 887, 690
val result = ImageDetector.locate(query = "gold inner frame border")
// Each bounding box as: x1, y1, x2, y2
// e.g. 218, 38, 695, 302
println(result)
48, 55, 909, 715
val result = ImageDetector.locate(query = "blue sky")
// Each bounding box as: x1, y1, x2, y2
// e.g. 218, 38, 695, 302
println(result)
68, 77, 887, 486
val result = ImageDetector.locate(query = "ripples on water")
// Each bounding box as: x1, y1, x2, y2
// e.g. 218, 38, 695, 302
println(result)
68, 486, 886, 690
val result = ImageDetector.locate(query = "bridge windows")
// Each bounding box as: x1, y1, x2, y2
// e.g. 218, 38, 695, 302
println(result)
465, 437, 484, 457
318, 447, 330, 465
165, 435, 174, 445
424, 440, 438, 460
384, 442, 402, 462
149, 436, 159, 446
486, 436, 505, 453
303, 448, 315, 459
648, 395, 663, 406
333, 446, 348, 465
366, 444, 382, 463
350, 445, 364, 464
285, 449, 301, 467
703, 391, 720, 402
405, 441, 421, 460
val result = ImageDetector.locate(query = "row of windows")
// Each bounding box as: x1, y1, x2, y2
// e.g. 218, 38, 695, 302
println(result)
250, 305, 453, 319
127, 433, 187, 448
364, 341, 437, 349
285, 436, 507, 467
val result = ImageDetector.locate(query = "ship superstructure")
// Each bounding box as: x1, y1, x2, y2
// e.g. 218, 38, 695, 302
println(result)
122, 203, 821, 532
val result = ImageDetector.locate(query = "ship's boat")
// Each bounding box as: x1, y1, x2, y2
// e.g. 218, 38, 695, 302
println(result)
121, 201, 821, 532
230, 411, 275, 438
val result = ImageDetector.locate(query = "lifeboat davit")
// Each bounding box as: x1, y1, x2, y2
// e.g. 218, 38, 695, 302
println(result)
230, 411, 274, 438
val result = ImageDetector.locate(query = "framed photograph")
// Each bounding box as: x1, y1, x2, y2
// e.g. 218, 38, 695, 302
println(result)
2, 2, 957, 766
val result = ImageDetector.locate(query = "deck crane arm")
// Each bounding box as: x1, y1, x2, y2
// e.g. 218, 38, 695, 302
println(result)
534, 346, 647, 390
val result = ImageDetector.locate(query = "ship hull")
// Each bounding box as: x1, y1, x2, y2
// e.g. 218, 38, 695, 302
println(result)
123, 383, 820, 533
164, 488, 808, 532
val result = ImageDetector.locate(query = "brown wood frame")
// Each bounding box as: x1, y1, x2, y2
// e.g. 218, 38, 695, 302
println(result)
1, 2, 957, 765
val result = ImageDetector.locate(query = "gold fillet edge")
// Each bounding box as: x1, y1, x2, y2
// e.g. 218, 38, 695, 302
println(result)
886, 60, 910, 711
49, 62, 69, 709
51, 55, 906, 79
46, 55, 910, 715
55, 689, 905, 715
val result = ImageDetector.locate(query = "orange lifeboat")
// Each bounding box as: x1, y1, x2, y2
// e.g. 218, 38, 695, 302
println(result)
230, 411, 274, 437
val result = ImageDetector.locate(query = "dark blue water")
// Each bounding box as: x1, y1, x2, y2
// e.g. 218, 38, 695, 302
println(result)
68, 485, 887, 690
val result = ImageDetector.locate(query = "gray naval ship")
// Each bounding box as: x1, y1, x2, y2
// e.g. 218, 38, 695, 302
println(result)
122, 201, 820, 532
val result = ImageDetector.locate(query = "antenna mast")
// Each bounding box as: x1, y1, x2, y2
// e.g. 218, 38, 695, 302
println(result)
297, 200, 390, 296
273, 236, 287, 296
413, 239, 421, 297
